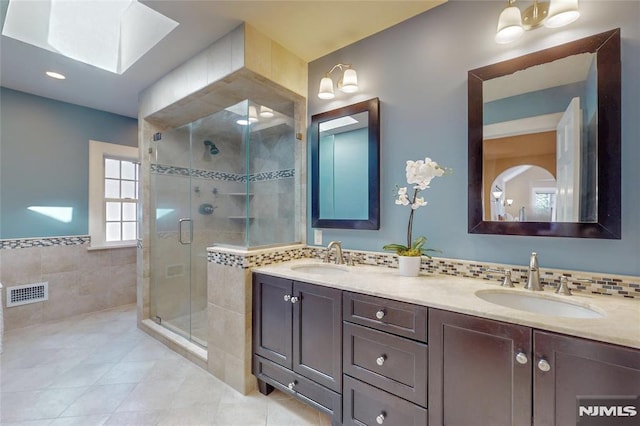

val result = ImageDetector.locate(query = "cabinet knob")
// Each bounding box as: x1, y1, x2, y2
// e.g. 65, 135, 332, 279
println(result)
283, 294, 291, 302
537, 358, 551, 372
376, 355, 386, 366
376, 413, 385, 424
515, 352, 528, 365
375, 309, 385, 320
290, 296, 299, 304
287, 381, 296, 390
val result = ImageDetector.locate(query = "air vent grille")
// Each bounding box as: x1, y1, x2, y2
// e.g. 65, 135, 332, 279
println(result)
7, 282, 49, 307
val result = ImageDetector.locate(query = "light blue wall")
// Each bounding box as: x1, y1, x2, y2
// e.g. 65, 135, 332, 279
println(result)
308, 1, 640, 276
483, 81, 586, 124
0, 88, 138, 239
319, 128, 368, 219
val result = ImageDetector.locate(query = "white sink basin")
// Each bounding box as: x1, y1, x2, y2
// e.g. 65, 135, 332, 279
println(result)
290, 263, 349, 275
475, 290, 604, 319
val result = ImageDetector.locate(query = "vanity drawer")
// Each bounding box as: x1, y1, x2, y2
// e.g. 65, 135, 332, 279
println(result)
343, 292, 427, 342
343, 375, 428, 426
344, 322, 428, 407
253, 355, 342, 421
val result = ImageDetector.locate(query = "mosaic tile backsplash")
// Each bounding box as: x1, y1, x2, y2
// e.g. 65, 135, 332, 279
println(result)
208, 245, 640, 300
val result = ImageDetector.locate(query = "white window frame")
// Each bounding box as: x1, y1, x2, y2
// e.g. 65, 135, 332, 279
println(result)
89, 140, 139, 249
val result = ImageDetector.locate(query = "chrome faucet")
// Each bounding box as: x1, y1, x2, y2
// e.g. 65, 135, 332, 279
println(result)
324, 241, 344, 264
525, 252, 542, 291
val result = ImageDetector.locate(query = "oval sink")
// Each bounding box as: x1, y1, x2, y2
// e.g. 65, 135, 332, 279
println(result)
475, 290, 604, 319
290, 263, 349, 275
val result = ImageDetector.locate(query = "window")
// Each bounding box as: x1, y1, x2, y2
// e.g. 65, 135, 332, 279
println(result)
89, 140, 139, 249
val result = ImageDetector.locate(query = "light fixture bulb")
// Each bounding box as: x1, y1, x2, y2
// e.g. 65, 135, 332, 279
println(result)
493, 190, 503, 200
495, 5, 524, 44
248, 106, 259, 123
259, 106, 274, 118
46, 71, 66, 80
236, 119, 249, 126
340, 68, 358, 93
318, 76, 335, 99
545, 0, 580, 28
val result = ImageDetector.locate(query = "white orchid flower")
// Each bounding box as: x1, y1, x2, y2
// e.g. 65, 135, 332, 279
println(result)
412, 197, 427, 210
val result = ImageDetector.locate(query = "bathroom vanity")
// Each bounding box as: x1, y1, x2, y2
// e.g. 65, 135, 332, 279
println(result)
252, 260, 640, 426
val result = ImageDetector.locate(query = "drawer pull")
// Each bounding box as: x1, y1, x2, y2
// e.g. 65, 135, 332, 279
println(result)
376, 413, 385, 424
287, 381, 296, 390
375, 309, 385, 320
537, 358, 551, 372
376, 355, 386, 366
283, 294, 291, 302
290, 296, 299, 304
515, 352, 528, 365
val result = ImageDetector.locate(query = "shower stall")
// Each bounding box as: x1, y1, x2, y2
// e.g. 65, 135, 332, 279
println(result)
149, 99, 298, 346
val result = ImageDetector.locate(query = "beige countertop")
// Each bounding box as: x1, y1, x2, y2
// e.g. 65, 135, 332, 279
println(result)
252, 259, 640, 349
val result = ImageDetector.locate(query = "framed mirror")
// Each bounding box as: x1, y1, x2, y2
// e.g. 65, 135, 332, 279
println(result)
468, 29, 621, 239
311, 98, 380, 229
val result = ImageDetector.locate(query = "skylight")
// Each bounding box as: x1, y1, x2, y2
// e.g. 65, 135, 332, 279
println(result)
2, 0, 178, 74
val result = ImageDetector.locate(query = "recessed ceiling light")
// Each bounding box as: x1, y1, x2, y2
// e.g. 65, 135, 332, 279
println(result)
46, 71, 66, 80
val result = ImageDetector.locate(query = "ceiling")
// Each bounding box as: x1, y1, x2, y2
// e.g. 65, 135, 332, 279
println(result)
0, 0, 445, 118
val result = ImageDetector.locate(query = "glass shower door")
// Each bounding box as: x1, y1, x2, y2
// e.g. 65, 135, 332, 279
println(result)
150, 124, 195, 343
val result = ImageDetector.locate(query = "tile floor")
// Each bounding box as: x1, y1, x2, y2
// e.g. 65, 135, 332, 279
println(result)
0, 304, 331, 425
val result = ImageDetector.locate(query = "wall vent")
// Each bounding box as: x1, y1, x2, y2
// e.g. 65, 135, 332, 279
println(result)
7, 282, 49, 307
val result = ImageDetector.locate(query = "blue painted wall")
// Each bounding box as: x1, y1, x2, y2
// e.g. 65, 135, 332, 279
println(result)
319, 128, 368, 219
483, 81, 586, 124
307, 1, 640, 276
0, 88, 138, 238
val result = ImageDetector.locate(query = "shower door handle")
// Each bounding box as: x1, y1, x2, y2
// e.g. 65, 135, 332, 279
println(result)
178, 218, 193, 245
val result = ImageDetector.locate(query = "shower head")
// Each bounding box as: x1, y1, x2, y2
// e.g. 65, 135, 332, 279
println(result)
203, 140, 219, 155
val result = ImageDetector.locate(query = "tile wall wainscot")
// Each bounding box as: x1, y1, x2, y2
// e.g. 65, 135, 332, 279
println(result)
0, 236, 137, 330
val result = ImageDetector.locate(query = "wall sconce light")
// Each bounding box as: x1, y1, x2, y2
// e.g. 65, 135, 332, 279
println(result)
506, 198, 514, 206
492, 188, 504, 201
495, 0, 580, 44
259, 106, 274, 118
318, 63, 358, 99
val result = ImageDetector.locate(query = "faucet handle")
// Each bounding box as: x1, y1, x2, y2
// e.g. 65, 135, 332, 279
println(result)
555, 276, 572, 296
486, 268, 515, 288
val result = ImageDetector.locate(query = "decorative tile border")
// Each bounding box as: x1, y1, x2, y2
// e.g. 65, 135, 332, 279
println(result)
208, 245, 640, 300
151, 163, 295, 183
0, 235, 90, 250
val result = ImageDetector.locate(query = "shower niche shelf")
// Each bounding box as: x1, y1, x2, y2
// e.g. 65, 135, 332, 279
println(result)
226, 192, 254, 197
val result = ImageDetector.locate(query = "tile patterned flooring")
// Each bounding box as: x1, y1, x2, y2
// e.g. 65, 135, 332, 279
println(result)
0, 305, 331, 425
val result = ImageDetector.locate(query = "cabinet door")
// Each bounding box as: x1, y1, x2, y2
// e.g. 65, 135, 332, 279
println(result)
293, 281, 342, 392
534, 331, 640, 426
429, 309, 532, 426
253, 273, 293, 368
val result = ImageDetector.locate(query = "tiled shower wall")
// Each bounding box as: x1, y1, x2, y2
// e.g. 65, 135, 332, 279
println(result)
0, 237, 136, 330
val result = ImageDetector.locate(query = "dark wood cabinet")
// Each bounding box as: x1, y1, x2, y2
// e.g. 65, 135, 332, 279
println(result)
533, 331, 640, 426
254, 273, 639, 426
429, 308, 640, 426
428, 308, 533, 426
253, 273, 342, 423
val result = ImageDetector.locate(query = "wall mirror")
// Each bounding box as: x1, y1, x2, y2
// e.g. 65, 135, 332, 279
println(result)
468, 29, 621, 238
311, 97, 380, 229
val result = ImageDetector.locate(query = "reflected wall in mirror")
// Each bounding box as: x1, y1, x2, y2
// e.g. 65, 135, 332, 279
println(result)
311, 98, 380, 229
468, 29, 621, 238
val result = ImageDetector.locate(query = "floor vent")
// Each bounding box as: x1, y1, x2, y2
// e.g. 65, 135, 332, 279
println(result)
7, 282, 49, 307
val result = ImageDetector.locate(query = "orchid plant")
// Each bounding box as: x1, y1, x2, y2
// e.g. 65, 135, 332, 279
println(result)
383, 157, 448, 257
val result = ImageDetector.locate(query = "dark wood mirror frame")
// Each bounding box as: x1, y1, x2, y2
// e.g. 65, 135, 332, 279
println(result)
468, 29, 621, 239
311, 97, 380, 230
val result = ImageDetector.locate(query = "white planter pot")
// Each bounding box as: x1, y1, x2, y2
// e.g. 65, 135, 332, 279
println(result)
398, 256, 422, 277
